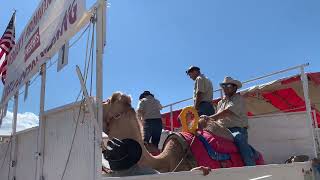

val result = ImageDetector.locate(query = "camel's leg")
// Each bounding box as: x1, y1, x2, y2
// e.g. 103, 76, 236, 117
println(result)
204, 121, 234, 141
159, 138, 194, 172
145, 143, 160, 155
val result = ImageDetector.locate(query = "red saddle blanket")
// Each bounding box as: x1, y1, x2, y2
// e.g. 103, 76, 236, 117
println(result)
180, 130, 265, 169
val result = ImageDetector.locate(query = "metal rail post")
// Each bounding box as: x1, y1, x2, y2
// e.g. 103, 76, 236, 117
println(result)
10, 92, 18, 180
300, 66, 318, 157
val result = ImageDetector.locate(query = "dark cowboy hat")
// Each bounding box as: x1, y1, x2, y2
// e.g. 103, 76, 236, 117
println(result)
186, 66, 200, 74
139, 91, 154, 100
103, 138, 142, 171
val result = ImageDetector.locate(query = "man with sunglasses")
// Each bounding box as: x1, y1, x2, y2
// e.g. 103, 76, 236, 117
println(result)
200, 77, 256, 166
186, 66, 214, 116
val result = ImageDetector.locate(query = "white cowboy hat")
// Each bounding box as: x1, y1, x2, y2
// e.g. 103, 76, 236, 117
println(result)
220, 76, 242, 89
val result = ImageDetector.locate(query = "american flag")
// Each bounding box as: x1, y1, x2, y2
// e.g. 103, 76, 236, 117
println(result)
0, 12, 15, 84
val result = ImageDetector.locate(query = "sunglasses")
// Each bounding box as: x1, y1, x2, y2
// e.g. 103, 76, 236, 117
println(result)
221, 84, 236, 88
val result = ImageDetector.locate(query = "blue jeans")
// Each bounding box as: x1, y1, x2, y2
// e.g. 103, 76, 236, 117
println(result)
198, 101, 215, 116
228, 127, 256, 166
144, 118, 163, 148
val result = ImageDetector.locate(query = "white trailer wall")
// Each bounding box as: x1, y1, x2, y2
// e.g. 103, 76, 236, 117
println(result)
0, 141, 11, 180
15, 128, 38, 180
248, 112, 316, 164
42, 102, 96, 180
0, 106, 318, 179
102, 162, 315, 180
0, 102, 97, 180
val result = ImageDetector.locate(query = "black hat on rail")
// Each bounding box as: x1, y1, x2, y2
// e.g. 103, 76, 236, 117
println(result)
103, 138, 142, 171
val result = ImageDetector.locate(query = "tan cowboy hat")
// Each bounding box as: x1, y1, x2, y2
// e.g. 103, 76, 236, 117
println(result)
220, 76, 242, 89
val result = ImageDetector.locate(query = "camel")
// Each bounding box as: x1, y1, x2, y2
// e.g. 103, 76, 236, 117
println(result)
102, 92, 235, 172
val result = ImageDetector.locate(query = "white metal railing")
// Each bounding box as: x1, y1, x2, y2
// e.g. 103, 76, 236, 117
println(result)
162, 89, 223, 131
162, 63, 310, 132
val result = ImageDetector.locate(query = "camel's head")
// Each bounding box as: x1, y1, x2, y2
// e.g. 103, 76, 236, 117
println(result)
103, 92, 142, 140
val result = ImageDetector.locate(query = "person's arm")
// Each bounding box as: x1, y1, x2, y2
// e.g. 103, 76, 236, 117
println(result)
209, 109, 235, 121
195, 92, 203, 110
157, 99, 163, 110
194, 77, 205, 110
137, 110, 144, 121
198, 110, 234, 129
136, 101, 145, 121
203, 95, 242, 122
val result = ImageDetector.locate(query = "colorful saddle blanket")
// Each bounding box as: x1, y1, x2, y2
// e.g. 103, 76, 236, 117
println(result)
180, 130, 265, 169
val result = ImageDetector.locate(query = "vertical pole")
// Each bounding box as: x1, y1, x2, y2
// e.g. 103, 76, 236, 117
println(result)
95, 0, 105, 180
170, 105, 173, 131
220, 89, 223, 98
313, 110, 320, 152
37, 63, 47, 180
300, 67, 318, 157
10, 92, 18, 180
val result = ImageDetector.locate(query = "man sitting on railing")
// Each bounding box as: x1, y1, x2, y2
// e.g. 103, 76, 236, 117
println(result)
200, 77, 256, 166
186, 66, 215, 116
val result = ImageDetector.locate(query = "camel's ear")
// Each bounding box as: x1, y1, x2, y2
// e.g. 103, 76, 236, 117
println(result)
120, 94, 132, 106
110, 92, 122, 103
110, 92, 132, 106
103, 99, 110, 104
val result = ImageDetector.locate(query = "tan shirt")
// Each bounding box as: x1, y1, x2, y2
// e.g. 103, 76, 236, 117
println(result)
193, 74, 213, 103
216, 93, 248, 128
137, 95, 162, 120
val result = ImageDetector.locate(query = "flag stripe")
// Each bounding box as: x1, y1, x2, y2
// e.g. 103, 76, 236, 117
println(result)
0, 44, 9, 53
0, 12, 15, 84
0, 51, 5, 64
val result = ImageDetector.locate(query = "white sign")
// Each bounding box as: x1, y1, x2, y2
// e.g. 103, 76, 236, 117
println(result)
1, 0, 87, 106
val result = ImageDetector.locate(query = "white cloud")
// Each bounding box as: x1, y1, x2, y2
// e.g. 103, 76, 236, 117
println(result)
0, 111, 39, 135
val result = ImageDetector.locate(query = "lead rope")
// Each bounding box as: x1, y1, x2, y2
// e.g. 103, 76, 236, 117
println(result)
171, 134, 197, 172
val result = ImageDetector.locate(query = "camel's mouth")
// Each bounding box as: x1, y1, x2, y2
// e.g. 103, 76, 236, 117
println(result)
103, 120, 110, 135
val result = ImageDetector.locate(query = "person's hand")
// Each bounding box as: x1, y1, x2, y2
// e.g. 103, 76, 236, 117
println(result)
101, 141, 107, 151
191, 166, 211, 176
102, 166, 113, 174
198, 117, 208, 130
200, 115, 209, 120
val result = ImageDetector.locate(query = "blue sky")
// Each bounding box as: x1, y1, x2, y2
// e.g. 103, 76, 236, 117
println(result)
0, 0, 319, 126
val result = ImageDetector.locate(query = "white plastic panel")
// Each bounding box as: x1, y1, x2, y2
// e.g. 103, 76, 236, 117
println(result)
102, 162, 314, 180
42, 103, 96, 180
248, 112, 316, 164
15, 129, 38, 180
0, 141, 11, 180
0, 102, 97, 180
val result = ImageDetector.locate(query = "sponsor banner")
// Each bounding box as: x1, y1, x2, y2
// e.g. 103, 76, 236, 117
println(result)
1, 0, 87, 106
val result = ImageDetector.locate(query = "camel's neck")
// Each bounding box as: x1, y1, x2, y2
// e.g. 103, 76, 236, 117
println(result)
108, 111, 170, 172
138, 142, 170, 172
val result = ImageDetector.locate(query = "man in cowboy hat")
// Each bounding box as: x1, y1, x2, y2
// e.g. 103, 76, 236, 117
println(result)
200, 77, 256, 166
186, 66, 214, 116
